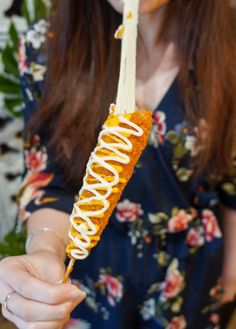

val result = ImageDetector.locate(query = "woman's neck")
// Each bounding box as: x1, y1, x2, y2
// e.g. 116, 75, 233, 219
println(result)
137, 4, 178, 78
138, 5, 168, 56
135, 5, 179, 110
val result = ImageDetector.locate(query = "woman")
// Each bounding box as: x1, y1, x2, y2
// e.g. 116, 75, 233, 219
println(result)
0, 0, 236, 328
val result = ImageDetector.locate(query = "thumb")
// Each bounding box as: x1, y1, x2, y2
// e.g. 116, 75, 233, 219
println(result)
23, 251, 66, 285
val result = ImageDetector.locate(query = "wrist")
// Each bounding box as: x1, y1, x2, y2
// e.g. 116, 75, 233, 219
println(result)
26, 229, 67, 260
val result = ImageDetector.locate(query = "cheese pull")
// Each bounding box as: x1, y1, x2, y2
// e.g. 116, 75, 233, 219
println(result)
66, 109, 152, 264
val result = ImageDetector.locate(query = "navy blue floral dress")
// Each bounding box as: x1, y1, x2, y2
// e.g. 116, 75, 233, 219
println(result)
18, 20, 236, 329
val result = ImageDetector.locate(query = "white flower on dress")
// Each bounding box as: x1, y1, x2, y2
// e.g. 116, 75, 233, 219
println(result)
31, 62, 47, 81
26, 29, 46, 49
185, 136, 201, 157
140, 298, 156, 320
26, 20, 49, 49
34, 19, 49, 34
176, 167, 193, 182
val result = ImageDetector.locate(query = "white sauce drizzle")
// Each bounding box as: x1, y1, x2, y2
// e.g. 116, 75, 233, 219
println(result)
68, 115, 144, 259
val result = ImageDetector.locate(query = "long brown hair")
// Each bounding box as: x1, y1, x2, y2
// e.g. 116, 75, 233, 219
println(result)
29, 0, 236, 191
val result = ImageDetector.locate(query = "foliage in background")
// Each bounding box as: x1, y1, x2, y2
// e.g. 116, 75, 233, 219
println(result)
0, 0, 49, 117
0, 227, 26, 259
0, 0, 48, 258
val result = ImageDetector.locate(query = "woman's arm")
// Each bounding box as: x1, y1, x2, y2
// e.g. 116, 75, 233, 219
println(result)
26, 208, 70, 260
0, 25, 86, 329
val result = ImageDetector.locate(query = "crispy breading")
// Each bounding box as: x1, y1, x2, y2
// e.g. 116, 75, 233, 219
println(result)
66, 110, 152, 258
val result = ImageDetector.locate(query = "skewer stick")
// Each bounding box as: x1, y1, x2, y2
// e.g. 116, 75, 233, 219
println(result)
115, 0, 140, 115
63, 258, 75, 283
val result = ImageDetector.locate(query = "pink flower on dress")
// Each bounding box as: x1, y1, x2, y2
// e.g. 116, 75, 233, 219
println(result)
185, 227, 205, 248
153, 111, 167, 144
116, 199, 143, 222
19, 171, 54, 221
161, 268, 184, 300
202, 209, 222, 242
25, 148, 47, 172
210, 313, 220, 324
31, 134, 41, 145
18, 36, 30, 75
98, 274, 123, 306
168, 210, 193, 233
167, 316, 187, 329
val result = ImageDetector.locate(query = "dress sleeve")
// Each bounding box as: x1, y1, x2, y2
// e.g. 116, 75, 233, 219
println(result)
217, 159, 236, 210
18, 21, 76, 222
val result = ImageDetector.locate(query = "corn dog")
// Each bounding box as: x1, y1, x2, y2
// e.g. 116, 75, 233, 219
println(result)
66, 108, 152, 261
64, 0, 150, 281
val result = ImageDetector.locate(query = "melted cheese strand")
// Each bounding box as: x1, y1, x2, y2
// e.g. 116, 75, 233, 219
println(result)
68, 115, 143, 259
115, 0, 140, 115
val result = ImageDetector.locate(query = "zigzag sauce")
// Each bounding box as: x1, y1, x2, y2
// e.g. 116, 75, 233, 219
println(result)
68, 115, 143, 259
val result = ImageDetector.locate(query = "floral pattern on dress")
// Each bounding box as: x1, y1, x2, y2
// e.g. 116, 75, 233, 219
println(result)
97, 270, 123, 307
201, 280, 223, 329
18, 134, 56, 221
115, 199, 151, 257
18, 35, 30, 76
148, 208, 196, 239
71, 269, 123, 320
24, 135, 48, 171
26, 19, 49, 49
163, 119, 207, 183
140, 259, 186, 327
160, 259, 185, 301
149, 111, 167, 147
202, 210, 222, 242
167, 315, 187, 329
116, 199, 143, 222
185, 226, 205, 248
117, 203, 223, 261
19, 171, 54, 221
168, 209, 194, 233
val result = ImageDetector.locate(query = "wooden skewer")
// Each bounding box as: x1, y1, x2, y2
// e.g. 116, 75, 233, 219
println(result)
63, 258, 75, 283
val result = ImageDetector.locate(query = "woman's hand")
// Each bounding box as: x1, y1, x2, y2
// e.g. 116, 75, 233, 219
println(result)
222, 245, 236, 303
0, 250, 86, 329
222, 206, 236, 303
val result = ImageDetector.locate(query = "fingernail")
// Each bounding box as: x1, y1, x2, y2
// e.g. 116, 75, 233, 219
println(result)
68, 289, 83, 299
80, 291, 86, 299
56, 278, 64, 284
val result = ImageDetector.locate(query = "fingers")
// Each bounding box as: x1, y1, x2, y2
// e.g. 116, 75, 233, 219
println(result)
0, 262, 84, 305
221, 288, 236, 304
2, 306, 68, 329
221, 274, 236, 304
0, 281, 82, 322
